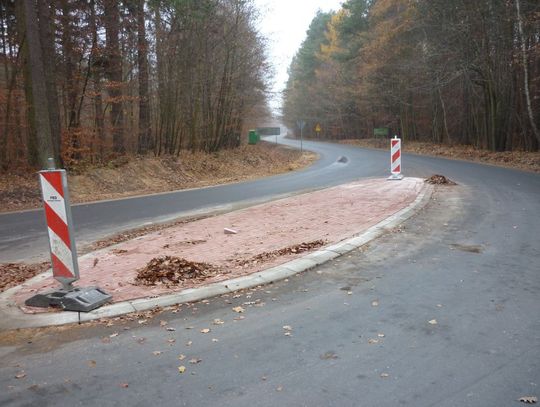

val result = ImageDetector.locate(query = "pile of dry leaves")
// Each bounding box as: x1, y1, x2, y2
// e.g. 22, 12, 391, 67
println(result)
0, 262, 50, 292
236, 240, 326, 267
135, 256, 220, 287
425, 174, 457, 185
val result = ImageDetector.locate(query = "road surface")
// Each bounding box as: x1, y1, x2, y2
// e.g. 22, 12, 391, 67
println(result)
0, 137, 539, 406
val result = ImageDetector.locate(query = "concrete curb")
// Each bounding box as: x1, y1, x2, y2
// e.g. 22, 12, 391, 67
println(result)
0, 182, 434, 331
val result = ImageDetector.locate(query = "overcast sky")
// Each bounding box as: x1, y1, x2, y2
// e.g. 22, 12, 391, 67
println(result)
254, 0, 344, 112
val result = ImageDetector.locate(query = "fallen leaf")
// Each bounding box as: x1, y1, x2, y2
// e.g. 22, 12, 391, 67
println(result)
378, 333, 385, 338
371, 300, 379, 307
166, 327, 176, 332
178, 354, 186, 360
189, 358, 202, 364
276, 386, 283, 392
368, 339, 379, 344
518, 396, 538, 404
200, 328, 210, 334
167, 339, 176, 345
178, 366, 186, 374
380, 373, 389, 378
109, 332, 119, 338
138, 319, 148, 325
283, 325, 292, 331
152, 351, 162, 356
284, 332, 291, 336
14, 372, 26, 379
186, 341, 193, 346
213, 319, 224, 325
232, 306, 245, 313
212, 338, 219, 342
159, 320, 168, 327
428, 319, 438, 325
87, 360, 97, 368
119, 383, 129, 388
320, 351, 338, 360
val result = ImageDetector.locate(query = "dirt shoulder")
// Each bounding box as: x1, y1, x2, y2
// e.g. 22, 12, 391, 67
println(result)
0, 142, 317, 213
340, 139, 540, 173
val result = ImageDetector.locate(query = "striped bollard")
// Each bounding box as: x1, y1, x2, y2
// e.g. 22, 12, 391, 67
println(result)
39, 165, 80, 288
388, 136, 404, 180
25, 159, 112, 312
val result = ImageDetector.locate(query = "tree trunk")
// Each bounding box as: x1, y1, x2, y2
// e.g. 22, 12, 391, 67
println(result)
37, 0, 62, 164
20, 0, 55, 168
103, 0, 124, 154
136, 0, 151, 154
515, 0, 540, 144
89, 0, 105, 161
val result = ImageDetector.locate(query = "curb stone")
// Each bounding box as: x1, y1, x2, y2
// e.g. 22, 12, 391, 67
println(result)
0, 183, 433, 331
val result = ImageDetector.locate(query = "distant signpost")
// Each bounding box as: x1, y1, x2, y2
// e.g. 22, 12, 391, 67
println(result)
374, 127, 390, 138
296, 120, 306, 152
315, 123, 321, 137
257, 127, 281, 144
257, 127, 281, 136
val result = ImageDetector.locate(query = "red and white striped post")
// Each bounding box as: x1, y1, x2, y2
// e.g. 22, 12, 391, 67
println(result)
38, 161, 80, 289
25, 159, 112, 311
388, 136, 404, 180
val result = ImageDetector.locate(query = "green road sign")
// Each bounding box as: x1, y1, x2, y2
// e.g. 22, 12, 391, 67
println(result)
373, 127, 390, 137
257, 127, 281, 136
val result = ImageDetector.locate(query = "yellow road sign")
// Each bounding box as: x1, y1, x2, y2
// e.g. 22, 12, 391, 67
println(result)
315, 123, 321, 133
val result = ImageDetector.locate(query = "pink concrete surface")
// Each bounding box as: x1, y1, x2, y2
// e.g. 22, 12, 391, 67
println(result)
14, 178, 423, 312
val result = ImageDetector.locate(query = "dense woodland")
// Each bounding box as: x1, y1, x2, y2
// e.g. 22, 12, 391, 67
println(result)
283, 0, 540, 151
0, 0, 270, 170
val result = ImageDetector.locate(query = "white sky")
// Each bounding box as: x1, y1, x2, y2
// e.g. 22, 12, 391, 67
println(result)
254, 0, 344, 113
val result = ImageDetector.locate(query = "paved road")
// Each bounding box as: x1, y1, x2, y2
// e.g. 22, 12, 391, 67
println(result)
1, 139, 539, 406
0, 136, 387, 263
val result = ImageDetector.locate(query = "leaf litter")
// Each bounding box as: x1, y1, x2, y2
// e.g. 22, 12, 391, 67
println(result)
518, 396, 537, 404
425, 174, 457, 185
234, 240, 326, 267
135, 256, 220, 287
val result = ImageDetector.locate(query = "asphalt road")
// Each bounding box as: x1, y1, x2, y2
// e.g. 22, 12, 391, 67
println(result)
1, 138, 539, 406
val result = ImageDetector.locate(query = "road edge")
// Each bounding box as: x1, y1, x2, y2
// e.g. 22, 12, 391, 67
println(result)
0, 182, 434, 331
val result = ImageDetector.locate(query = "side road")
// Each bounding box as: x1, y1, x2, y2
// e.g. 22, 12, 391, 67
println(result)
0, 177, 432, 331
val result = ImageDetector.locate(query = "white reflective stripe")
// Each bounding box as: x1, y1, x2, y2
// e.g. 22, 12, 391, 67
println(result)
47, 227, 75, 275
40, 175, 67, 224
391, 141, 401, 155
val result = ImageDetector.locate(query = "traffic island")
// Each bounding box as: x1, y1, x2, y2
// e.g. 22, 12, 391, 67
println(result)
0, 177, 432, 329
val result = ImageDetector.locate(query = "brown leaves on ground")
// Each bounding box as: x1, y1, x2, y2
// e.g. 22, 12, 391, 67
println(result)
0, 262, 50, 293
519, 396, 538, 404
235, 240, 326, 267
425, 174, 457, 185
134, 256, 220, 287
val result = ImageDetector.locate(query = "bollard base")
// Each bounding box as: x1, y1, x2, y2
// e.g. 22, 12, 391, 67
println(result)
25, 286, 112, 312
388, 174, 404, 181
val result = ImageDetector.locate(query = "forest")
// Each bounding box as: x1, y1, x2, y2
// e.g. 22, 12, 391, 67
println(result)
283, 0, 540, 152
0, 0, 270, 170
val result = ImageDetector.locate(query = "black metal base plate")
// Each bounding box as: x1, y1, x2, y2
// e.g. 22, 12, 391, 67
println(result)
25, 286, 112, 312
